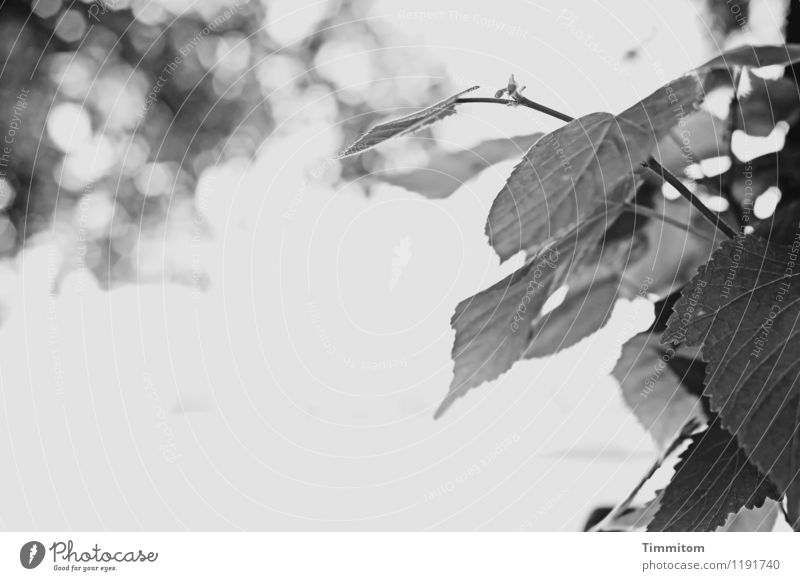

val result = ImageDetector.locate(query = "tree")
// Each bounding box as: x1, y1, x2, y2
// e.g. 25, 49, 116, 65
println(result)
341, 45, 800, 532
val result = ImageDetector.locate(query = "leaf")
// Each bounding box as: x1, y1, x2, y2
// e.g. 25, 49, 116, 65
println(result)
438, 170, 654, 418
613, 333, 705, 448
663, 234, 800, 494
338, 86, 479, 158
486, 44, 800, 263
523, 185, 732, 362
374, 133, 542, 198
754, 200, 800, 244
721, 500, 779, 531
485, 79, 700, 262
524, 274, 620, 359
452, 177, 726, 400
436, 241, 568, 418
436, 198, 625, 418
648, 420, 779, 531
787, 479, 800, 530
435, 45, 800, 417
438, 175, 653, 418
520, 191, 654, 359
339, 46, 800, 163
700, 44, 800, 70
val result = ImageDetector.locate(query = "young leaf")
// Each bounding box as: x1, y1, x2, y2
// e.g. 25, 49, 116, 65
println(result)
613, 333, 705, 449
374, 133, 542, 198
663, 234, 800, 494
338, 86, 479, 158
648, 420, 779, 531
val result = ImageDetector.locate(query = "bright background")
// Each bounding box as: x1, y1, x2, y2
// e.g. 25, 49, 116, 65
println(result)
0, 0, 790, 530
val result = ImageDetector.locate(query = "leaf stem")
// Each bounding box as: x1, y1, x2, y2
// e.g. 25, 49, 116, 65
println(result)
643, 159, 737, 238
509, 93, 574, 123
455, 95, 573, 123
455, 97, 517, 106
459, 89, 738, 240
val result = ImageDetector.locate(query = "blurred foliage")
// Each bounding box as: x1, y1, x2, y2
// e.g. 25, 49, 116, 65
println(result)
0, 0, 453, 286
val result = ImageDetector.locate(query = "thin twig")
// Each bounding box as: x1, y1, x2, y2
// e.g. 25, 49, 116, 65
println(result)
509, 93, 574, 123
458, 88, 738, 240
